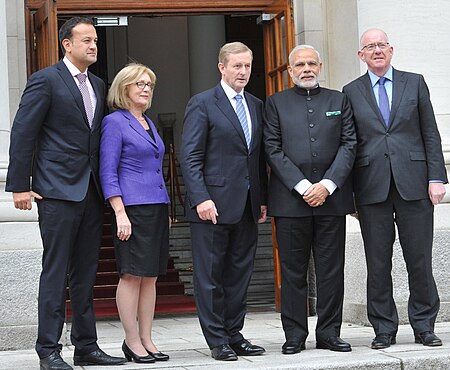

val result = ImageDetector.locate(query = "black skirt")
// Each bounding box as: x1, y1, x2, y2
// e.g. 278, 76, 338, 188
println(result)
112, 203, 169, 277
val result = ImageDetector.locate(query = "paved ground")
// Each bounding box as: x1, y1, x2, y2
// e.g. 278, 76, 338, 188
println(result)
1, 310, 449, 370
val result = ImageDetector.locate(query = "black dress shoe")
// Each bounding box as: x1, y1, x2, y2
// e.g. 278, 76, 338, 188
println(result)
211, 344, 238, 361
282, 337, 305, 354
371, 333, 396, 349
415, 331, 442, 346
40, 352, 73, 370
147, 350, 170, 361
230, 339, 265, 356
317, 336, 352, 352
73, 348, 127, 366
121, 341, 155, 363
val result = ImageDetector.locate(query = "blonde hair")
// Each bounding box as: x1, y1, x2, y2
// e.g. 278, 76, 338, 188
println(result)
107, 63, 157, 111
218, 42, 253, 66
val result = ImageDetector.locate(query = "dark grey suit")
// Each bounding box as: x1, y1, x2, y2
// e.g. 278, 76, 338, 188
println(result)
6, 60, 106, 358
181, 83, 267, 349
343, 68, 447, 335
264, 86, 356, 341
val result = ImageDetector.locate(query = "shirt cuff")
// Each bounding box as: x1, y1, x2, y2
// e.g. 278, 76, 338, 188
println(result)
429, 180, 444, 183
294, 179, 312, 195
319, 179, 337, 195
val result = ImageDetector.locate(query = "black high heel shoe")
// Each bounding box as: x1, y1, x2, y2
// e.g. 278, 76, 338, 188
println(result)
122, 341, 155, 363
147, 350, 170, 361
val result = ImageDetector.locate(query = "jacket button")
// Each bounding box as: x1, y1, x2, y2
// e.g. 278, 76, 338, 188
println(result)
156, 169, 160, 173
159, 184, 163, 189
306, 97, 312, 101
312, 168, 318, 173
310, 137, 316, 142
384, 153, 389, 158
155, 153, 159, 159
312, 152, 318, 157
308, 109, 314, 113
309, 123, 314, 128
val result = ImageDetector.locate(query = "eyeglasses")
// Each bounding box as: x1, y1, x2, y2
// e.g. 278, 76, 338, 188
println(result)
361, 42, 390, 52
135, 81, 155, 90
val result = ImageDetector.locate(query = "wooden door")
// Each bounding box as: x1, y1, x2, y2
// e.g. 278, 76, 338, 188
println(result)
25, 0, 58, 75
262, 0, 295, 311
22, 0, 295, 314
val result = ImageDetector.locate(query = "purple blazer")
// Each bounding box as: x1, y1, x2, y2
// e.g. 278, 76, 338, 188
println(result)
100, 109, 169, 206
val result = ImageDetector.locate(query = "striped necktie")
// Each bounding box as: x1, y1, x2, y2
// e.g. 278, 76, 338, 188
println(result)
234, 94, 251, 148
76, 73, 94, 126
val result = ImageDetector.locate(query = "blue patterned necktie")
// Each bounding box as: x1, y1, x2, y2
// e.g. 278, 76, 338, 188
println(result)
76, 73, 94, 127
378, 77, 390, 126
234, 94, 251, 148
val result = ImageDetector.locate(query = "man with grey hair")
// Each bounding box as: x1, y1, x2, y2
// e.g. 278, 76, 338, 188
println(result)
181, 42, 268, 361
264, 44, 356, 354
343, 28, 446, 349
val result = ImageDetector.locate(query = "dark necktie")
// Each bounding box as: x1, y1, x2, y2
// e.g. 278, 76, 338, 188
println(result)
76, 73, 94, 126
378, 77, 390, 126
234, 94, 251, 148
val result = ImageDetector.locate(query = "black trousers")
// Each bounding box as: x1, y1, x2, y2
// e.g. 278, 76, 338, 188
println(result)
189, 198, 257, 349
35, 179, 103, 358
275, 215, 346, 342
358, 180, 439, 335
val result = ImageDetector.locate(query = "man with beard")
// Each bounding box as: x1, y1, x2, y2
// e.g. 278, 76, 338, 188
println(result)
264, 45, 356, 354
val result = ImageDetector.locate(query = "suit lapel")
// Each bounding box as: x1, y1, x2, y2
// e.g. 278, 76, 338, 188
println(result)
389, 68, 407, 128
88, 71, 103, 130
57, 61, 91, 129
214, 85, 248, 150
123, 110, 158, 148
357, 73, 387, 129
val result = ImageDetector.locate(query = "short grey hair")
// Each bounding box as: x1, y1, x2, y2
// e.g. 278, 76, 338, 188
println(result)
288, 44, 322, 66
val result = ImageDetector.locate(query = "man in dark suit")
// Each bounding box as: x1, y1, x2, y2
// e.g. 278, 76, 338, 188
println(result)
264, 45, 356, 354
6, 17, 126, 370
180, 42, 268, 361
343, 28, 447, 349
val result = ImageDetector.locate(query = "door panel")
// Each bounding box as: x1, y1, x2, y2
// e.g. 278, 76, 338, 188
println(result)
263, 0, 294, 96
262, 0, 295, 311
52, 0, 274, 14
26, 0, 58, 75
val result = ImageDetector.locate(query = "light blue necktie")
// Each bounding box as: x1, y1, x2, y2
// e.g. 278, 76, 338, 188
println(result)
235, 94, 251, 148
378, 77, 390, 126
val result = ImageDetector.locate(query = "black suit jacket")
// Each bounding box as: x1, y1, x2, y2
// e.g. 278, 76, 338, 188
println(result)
264, 86, 356, 217
6, 60, 106, 201
343, 68, 447, 206
181, 83, 268, 224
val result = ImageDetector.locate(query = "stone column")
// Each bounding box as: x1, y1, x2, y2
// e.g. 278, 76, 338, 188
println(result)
187, 15, 225, 96
0, 0, 10, 182
0, 0, 42, 351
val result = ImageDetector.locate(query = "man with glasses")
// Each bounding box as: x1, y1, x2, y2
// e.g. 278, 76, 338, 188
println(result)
343, 28, 447, 350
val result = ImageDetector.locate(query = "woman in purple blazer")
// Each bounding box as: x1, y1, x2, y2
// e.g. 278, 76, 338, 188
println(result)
100, 63, 170, 363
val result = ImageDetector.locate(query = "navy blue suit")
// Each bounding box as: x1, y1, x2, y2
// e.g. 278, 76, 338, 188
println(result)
181, 83, 267, 348
6, 60, 106, 358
